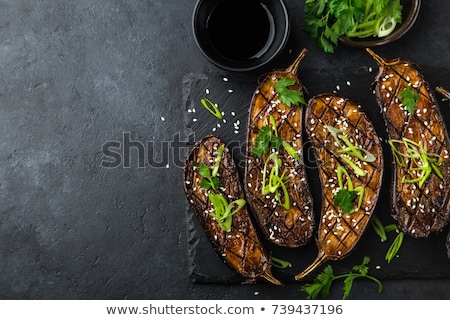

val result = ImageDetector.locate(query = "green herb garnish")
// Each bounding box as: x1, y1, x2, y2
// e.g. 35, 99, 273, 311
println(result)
200, 98, 223, 119
388, 138, 443, 188
303, 0, 402, 53
333, 166, 364, 214
262, 152, 290, 210
197, 163, 220, 190
398, 83, 420, 115
196, 144, 224, 191
300, 256, 382, 300
271, 257, 292, 269
208, 194, 246, 232
325, 125, 375, 177
371, 215, 404, 263
252, 123, 282, 158
252, 115, 299, 160
273, 77, 306, 107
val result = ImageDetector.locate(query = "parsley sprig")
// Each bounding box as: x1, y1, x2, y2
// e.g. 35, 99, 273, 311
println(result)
303, 0, 402, 53
333, 166, 364, 214
252, 116, 300, 160
300, 256, 382, 299
398, 83, 420, 115
196, 144, 225, 190
273, 77, 306, 107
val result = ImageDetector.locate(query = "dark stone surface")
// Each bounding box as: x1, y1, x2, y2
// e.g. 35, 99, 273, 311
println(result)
0, 0, 449, 299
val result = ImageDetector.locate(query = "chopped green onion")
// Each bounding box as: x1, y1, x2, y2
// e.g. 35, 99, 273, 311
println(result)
262, 152, 290, 210
208, 193, 246, 232
377, 16, 397, 37
282, 141, 300, 160
271, 257, 292, 269
385, 231, 404, 263
388, 138, 443, 188
340, 155, 367, 177
211, 144, 224, 178
201, 98, 223, 119
371, 215, 387, 242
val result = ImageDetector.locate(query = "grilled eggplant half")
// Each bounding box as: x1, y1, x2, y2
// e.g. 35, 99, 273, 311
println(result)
368, 49, 450, 238
244, 49, 314, 248
295, 93, 384, 280
184, 134, 281, 285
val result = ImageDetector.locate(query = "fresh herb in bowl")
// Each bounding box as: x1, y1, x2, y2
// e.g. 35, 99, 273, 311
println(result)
303, 0, 406, 53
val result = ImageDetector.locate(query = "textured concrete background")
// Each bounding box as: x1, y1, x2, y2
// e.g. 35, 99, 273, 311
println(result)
0, 0, 449, 299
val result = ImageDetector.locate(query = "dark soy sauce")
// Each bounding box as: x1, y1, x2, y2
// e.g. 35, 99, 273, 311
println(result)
207, 0, 275, 61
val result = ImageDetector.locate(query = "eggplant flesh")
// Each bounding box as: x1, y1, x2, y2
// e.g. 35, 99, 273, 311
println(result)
295, 93, 383, 280
368, 49, 450, 238
183, 134, 281, 285
244, 49, 315, 248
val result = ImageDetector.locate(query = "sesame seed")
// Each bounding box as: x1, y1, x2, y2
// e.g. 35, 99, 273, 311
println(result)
205, 88, 210, 94
161, 116, 165, 121
223, 77, 228, 82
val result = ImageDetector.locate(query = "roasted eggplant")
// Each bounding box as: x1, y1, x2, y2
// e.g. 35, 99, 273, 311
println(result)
368, 49, 450, 238
295, 93, 384, 280
244, 49, 314, 248
184, 134, 281, 285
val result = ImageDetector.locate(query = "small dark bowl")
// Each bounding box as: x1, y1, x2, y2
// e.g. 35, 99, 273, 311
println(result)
192, 0, 290, 72
339, 0, 421, 48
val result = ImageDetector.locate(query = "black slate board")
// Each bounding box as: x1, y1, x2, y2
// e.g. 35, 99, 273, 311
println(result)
182, 63, 450, 284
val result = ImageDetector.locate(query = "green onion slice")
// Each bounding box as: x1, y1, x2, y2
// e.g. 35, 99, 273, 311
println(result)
201, 98, 223, 119
208, 193, 246, 232
261, 152, 290, 210
388, 138, 443, 188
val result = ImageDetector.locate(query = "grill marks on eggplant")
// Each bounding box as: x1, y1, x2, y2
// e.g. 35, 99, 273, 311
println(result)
244, 49, 314, 248
368, 49, 450, 238
295, 93, 383, 280
184, 134, 281, 285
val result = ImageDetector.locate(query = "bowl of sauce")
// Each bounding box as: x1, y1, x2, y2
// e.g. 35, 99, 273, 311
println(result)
192, 0, 290, 72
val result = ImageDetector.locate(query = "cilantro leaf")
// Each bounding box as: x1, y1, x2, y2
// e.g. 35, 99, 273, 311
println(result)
300, 256, 382, 300
398, 84, 420, 115
196, 163, 220, 190
252, 125, 282, 158
333, 188, 357, 214
273, 77, 306, 107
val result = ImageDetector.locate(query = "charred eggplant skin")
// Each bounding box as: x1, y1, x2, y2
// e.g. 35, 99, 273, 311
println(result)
244, 49, 314, 248
368, 49, 450, 238
184, 134, 281, 285
295, 93, 383, 280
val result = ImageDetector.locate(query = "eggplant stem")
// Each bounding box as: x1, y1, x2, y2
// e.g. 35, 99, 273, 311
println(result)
366, 48, 399, 67
261, 271, 282, 286
285, 48, 308, 75
436, 86, 450, 100
294, 251, 328, 281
